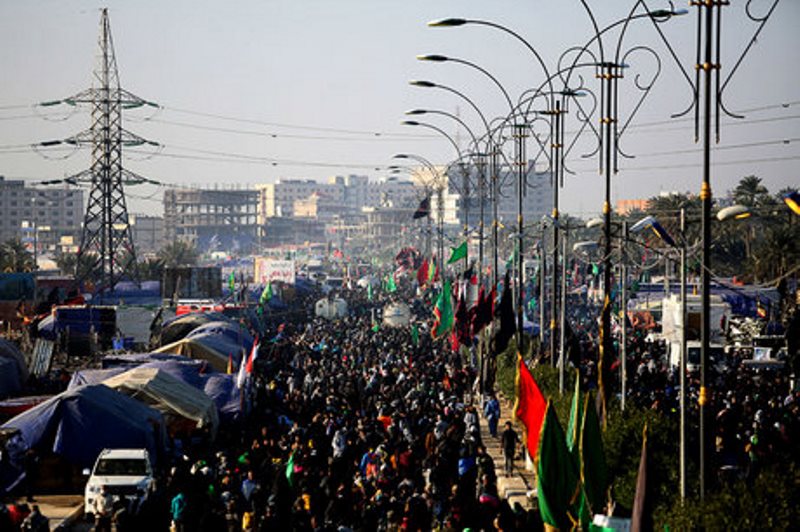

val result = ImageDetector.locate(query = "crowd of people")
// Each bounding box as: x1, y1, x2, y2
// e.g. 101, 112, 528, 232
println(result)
2, 267, 797, 530
559, 289, 800, 487
30, 277, 528, 531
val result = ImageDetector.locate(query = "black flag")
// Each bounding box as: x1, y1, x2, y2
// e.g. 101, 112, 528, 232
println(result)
413, 196, 431, 219
491, 270, 517, 355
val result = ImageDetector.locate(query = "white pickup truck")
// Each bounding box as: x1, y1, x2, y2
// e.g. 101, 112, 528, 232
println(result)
84, 448, 155, 517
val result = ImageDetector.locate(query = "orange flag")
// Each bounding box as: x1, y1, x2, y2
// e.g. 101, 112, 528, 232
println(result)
513, 353, 547, 461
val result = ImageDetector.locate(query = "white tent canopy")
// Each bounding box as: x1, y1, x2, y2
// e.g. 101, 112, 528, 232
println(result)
102, 367, 219, 437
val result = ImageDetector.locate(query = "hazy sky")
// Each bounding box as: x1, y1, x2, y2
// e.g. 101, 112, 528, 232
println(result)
1, 0, 798, 217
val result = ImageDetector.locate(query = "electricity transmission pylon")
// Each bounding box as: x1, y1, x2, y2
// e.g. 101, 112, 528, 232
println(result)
62, 8, 158, 293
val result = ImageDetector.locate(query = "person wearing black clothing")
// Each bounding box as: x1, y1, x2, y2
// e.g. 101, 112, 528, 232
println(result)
500, 422, 519, 477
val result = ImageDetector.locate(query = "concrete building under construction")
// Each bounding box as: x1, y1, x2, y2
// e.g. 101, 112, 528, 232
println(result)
163, 187, 258, 253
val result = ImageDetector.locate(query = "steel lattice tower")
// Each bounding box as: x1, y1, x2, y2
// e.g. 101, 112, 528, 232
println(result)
66, 9, 156, 293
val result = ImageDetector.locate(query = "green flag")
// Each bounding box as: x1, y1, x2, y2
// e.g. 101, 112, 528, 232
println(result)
428, 258, 437, 284
566, 370, 583, 463
228, 271, 235, 293
285, 451, 296, 488
411, 324, 419, 346
537, 401, 580, 531
447, 241, 467, 264
432, 280, 454, 339
260, 282, 272, 304
371, 320, 380, 333
505, 242, 519, 270
385, 275, 397, 293
580, 392, 608, 517
367, 283, 373, 301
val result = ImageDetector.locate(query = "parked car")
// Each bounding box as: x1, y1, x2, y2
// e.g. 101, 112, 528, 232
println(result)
84, 448, 154, 517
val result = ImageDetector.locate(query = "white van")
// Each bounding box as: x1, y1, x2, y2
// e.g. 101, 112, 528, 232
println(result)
669, 340, 725, 372
84, 448, 155, 516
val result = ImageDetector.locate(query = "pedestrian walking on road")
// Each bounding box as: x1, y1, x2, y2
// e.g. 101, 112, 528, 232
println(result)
500, 422, 520, 477
484, 395, 501, 438
92, 485, 113, 532
20, 504, 48, 532
170, 490, 187, 532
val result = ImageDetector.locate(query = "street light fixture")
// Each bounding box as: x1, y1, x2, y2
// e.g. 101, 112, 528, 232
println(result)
783, 190, 800, 215
716, 204, 751, 222
586, 217, 604, 229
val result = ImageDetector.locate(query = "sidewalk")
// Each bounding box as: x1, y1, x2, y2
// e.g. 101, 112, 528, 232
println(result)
479, 393, 536, 509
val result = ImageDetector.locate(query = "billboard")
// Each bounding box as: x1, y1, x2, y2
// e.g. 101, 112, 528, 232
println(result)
163, 266, 223, 300
255, 259, 296, 285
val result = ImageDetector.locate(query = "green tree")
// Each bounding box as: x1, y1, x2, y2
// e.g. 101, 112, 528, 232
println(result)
136, 257, 165, 280
733, 175, 770, 207
157, 240, 199, 268
751, 224, 798, 282
0, 239, 34, 272
54, 251, 95, 280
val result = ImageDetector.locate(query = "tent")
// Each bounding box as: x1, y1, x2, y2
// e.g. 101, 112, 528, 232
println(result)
100, 353, 199, 369
154, 319, 252, 372
153, 337, 240, 372
0, 339, 27, 399
71, 359, 240, 423
102, 367, 219, 437
159, 312, 227, 345
1, 385, 166, 491
186, 321, 254, 352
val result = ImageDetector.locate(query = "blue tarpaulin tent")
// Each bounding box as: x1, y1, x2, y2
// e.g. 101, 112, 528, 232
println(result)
186, 321, 254, 352
1, 384, 166, 490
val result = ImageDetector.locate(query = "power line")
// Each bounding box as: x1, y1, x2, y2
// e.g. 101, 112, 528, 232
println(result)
568, 153, 800, 172
160, 105, 435, 138
629, 137, 800, 158
132, 116, 437, 142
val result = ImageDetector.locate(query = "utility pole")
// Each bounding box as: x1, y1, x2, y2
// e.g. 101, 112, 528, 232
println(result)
58, 9, 157, 294
620, 221, 628, 412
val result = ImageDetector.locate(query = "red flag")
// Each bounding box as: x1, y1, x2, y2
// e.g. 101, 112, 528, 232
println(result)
514, 354, 547, 461
451, 291, 469, 351
245, 336, 259, 374
417, 258, 429, 287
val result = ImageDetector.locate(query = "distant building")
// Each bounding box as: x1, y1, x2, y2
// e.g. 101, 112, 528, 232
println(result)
365, 206, 413, 242
367, 178, 420, 210
163, 187, 258, 253
331, 175, 369, 214
130, 214, 165, 255
441, 161, 553, 227
258, 179, 344, 219
260, 217, 325, 247
0, 176, 83, 254
258, 175, 375, 221
616, 198, 651, 215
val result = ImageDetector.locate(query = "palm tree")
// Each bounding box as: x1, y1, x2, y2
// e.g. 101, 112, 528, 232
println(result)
157, 240, 199, 268
54, 251, 96, 280
645, 193, 701, 241
0, 239, 34, 272
136, 257, 165, 280
752, 225, 798, 283
733, 175, 770, 207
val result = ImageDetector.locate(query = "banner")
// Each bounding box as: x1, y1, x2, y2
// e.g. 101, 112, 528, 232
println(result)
255, 258, 296, 285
